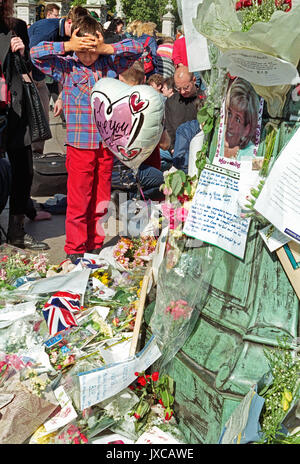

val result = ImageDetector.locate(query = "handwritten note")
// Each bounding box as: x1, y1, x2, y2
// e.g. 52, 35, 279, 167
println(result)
183, 165, 250, 259
78, 336, 161, 409
255, 127, 300, 243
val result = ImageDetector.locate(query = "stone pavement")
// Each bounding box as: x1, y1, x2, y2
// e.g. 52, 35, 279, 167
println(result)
0, 106, 121, 265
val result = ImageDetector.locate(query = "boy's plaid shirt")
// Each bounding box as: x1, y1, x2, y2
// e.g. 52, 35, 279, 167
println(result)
30, 40, 143, 149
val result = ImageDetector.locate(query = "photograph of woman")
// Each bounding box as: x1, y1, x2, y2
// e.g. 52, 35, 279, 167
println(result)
223, 77, 261, 160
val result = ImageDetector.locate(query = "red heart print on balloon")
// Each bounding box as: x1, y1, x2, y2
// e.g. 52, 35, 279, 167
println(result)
117, 145, 142, 160
129, 92, 149, 114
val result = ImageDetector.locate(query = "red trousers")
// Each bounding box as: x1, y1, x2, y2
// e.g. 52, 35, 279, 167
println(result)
64, 144, 114, 254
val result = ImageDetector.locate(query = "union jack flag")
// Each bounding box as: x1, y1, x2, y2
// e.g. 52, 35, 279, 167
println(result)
42, 291, 81, 336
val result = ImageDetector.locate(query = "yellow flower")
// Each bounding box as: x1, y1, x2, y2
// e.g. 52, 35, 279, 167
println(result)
282, 397, 290, 412
30, 425, 57, 444
284, 390, 293, 403
100, 272, 110, 286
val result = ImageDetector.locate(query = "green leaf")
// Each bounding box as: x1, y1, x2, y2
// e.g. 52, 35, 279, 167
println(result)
171, 173, 183, 197
161, 390, 169, 407
185, 182, 191, 195
207, 106, 214, 118
203, 118, 214, 134
178, 170, 186, 183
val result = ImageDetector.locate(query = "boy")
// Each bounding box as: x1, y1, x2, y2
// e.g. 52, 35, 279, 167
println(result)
30, 15, 143, 262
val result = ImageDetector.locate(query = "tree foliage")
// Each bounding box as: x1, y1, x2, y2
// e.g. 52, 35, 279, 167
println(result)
107, 0, 180, 30
69, 0, 181, 31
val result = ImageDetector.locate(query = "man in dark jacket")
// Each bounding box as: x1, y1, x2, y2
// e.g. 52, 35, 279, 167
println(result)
164, 66, 204, 153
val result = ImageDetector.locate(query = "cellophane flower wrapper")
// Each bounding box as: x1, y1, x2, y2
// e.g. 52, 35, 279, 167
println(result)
150, 241, 215, 370
192, 0, 300, 117
0, 313, 45, 355
201, 42, 229, 110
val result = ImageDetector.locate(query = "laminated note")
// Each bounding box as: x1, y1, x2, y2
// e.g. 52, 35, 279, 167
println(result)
183, 165, 250, 259
78, 336, 161, 409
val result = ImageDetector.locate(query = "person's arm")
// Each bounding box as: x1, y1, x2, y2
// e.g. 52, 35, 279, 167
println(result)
172, 39, 184, 67
105, 38, 144, 75
159, 129, 170, 151
148, 36, 158, 70
53, 91, 63, 117
30, 28, 95, 81
12, 18, 32, 70
164, 98, 177, 153
30, 41, 68, 82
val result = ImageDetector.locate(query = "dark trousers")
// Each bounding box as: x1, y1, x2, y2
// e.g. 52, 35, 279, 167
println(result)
7, 145, 33, 216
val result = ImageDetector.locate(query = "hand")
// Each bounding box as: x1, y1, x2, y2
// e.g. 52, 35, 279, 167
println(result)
10, 36, 25, 56
64, 28, 99, 53
83, 31, 114, 54
53, 98, 63, 117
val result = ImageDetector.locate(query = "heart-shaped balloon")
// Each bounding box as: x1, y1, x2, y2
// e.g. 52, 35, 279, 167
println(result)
91, 78, 165, 169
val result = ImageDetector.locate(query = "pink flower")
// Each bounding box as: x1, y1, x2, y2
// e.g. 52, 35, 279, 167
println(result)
176, 207, 189, 223
165, 299, 193, 321
0, 269, 7, 281
163, 186, 172, 196
161, 203, 178, 230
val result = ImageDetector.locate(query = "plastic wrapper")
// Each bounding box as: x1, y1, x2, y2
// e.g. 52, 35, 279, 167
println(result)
150, 236, 215, 369
0, 312, 45, 355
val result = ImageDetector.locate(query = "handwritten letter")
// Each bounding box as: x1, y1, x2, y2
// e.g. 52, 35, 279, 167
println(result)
183, 166, 250, 259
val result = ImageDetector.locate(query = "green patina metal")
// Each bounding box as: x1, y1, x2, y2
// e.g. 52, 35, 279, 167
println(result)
145, 98, 300, 444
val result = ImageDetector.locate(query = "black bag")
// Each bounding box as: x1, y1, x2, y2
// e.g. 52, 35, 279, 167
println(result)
14, 54, 52, 144
31, 153, 67, 197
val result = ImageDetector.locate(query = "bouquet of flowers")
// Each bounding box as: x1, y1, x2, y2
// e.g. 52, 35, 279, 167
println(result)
113, 236, 157, 271
193, 0, 300, 119
0, 248, 48, 290
128, 371, 175, 433
150, 243, 214, 369
219, 336, 300, 444
160, 169, 197, 240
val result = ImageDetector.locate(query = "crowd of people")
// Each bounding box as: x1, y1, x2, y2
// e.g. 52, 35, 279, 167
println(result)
0, 1, 205, 263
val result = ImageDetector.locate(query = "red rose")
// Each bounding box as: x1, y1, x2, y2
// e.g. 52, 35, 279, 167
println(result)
235, 1, 243, 10
151, 371, 159, 382
284, 0, 292, 11
79, 433, 88, 443
159, 399, 165, 408
137, 376, 147, 387
134, 413, 141, 420
165, 411, 173, 421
